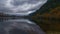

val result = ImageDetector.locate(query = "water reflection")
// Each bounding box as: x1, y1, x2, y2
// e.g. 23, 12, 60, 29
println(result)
0, 19, 46, 34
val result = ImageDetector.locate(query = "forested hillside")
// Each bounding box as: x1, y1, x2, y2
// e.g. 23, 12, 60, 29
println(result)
31, 0, 60, 33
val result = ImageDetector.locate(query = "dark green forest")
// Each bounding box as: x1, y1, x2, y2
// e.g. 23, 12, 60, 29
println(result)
31, 0, 60, 34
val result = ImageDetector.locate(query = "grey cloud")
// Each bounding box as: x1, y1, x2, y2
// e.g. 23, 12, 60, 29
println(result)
0, 0, 47, 16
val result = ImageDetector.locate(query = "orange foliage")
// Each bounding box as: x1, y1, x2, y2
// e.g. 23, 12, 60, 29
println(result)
42, 7, 60, 18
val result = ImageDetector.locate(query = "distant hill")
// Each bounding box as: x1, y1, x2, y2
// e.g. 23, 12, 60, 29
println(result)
31, 0, 60, 31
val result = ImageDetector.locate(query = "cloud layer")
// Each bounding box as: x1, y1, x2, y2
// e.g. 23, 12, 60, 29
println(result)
0, 0, 47, 16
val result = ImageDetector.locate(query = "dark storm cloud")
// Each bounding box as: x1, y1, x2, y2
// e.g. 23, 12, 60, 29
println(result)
0, 0, 47, 16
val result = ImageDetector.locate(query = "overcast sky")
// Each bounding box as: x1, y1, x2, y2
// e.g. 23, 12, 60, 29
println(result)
0, 0, 47, 16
